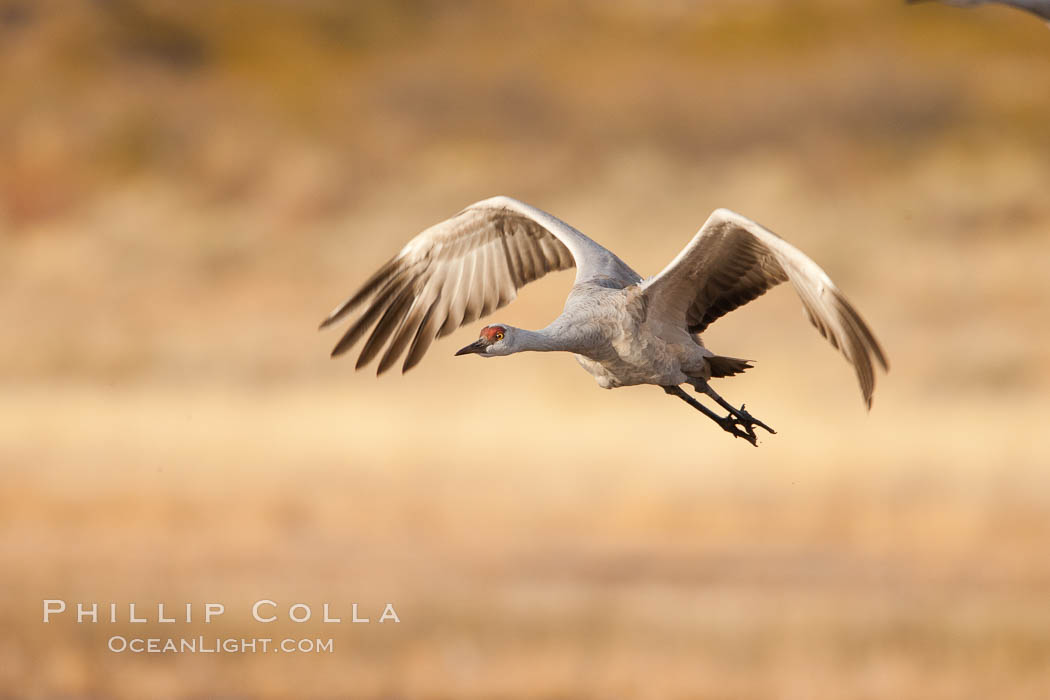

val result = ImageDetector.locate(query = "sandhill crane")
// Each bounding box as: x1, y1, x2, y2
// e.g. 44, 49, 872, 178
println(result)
320, 197, 888, 445
907, 0, 1050, 22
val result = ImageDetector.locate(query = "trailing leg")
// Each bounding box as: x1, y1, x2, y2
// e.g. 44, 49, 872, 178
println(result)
691, 379, 776, 437
662, 385, 759, 446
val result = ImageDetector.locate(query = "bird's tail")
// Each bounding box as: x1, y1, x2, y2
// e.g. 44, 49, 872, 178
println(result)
706, 355, 753, 378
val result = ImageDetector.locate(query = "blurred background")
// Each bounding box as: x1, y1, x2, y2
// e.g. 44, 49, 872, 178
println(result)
3, 0, 1050, 697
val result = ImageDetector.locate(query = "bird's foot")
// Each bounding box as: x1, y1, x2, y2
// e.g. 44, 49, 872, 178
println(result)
696, 383, 776, 443
734, 403, 776, 436
716, 404, 775, 446
713, 414, 760, 446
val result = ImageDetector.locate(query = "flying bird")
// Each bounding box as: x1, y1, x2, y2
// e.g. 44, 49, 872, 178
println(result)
906, 0, 1050, 22
320, 197, 888, 445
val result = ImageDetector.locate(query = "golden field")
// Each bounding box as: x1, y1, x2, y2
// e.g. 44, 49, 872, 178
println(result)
2, 1, 1050, 697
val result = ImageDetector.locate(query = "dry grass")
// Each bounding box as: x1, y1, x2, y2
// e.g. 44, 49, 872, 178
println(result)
3, 1, 1050, 698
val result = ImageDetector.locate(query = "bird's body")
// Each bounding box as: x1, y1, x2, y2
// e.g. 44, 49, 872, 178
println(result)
321, 196, 888, 444
544, 283, 701, 389
907, 0, 1050, 21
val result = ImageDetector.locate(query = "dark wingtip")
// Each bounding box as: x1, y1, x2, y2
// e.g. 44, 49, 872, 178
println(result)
876, 347, 890, 373
330, 336, 355, 358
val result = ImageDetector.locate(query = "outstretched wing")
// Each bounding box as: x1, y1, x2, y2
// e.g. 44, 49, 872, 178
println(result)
320, 196, 637, 374
994, 0, 1050, 20
906, 0, 1050, 22
642, 208, 888, 407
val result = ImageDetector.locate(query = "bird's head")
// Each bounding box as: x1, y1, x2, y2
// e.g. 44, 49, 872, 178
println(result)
455, 324, 515, 357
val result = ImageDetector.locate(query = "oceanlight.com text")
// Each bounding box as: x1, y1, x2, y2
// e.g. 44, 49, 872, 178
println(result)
107, 636, 335, 654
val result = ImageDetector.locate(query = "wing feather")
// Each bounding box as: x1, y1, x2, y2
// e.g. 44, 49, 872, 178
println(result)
329, 266, 412, 357
402, 298, 443, 373
438, 253, 471, 338
355, 284, 416, 370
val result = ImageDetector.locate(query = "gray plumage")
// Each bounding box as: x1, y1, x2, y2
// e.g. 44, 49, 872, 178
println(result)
321, 196, 888, 444
907, 0, 1050, 21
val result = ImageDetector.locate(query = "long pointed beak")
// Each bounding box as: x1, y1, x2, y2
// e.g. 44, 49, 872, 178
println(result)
454, 339, 487, 356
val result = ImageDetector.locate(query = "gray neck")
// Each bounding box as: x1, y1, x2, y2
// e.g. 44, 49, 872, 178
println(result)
514, 323, 587, 354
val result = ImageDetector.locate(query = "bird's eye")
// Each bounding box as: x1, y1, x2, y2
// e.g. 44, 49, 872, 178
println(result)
495, 332, 504, 341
